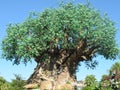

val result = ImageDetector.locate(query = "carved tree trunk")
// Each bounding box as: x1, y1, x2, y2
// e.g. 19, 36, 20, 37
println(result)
26, 40, 99, 89
27, 50, 78, 89
27, 63, 75, 89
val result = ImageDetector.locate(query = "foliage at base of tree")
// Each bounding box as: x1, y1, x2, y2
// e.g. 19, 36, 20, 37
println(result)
8, 74, 26, 90
0, 76, 9, 90
0, 75, 26, 90
100, 62, 120, 90
82, 75, 99, 90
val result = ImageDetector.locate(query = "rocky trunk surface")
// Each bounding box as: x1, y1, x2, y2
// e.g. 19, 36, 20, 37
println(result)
27, 61, 76, 90
26, 48, 85, 89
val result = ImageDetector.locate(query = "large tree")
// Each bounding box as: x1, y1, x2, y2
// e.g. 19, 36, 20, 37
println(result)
1, 2, 120, 89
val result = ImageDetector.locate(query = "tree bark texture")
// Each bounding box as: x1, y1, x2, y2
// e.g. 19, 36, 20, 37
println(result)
27, 50, 79, 89
27, 40, 99, 89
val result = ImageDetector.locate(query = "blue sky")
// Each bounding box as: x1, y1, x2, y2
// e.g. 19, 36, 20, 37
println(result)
0, 0, 120, 82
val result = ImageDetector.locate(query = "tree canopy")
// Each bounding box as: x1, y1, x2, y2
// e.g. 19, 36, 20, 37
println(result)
2, 3, 119, 66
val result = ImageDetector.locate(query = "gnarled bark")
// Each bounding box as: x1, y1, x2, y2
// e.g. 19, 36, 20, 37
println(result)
27, 58, 76, 89
27, 40, 99, 89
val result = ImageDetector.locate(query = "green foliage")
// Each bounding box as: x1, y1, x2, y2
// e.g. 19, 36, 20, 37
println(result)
83, 75, 98, 90
99, 79, 111, 90
2, 2, 119, 64
84, 75, 97, 86
66, 81, 71, 84
109, 62, 120, 75
100, 62, 120, 90
108, 62, 120, 89
8, 74, 26, 90
0, 76, 9, 90
0, 75, 26, 90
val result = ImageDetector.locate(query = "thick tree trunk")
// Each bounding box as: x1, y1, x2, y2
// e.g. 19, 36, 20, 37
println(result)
27, 57, 77, 90
25, 41, 98, 90
26, 40, 98, 89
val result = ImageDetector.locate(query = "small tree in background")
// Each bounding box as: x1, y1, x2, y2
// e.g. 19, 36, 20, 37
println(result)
100, 62, 120, 90
83, 75, 98, 90
1, 1, 120, 89
100, 74, 112, 90
0, 76, 9, 90
109, 62, 120, 75
8, 74, 26, 90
